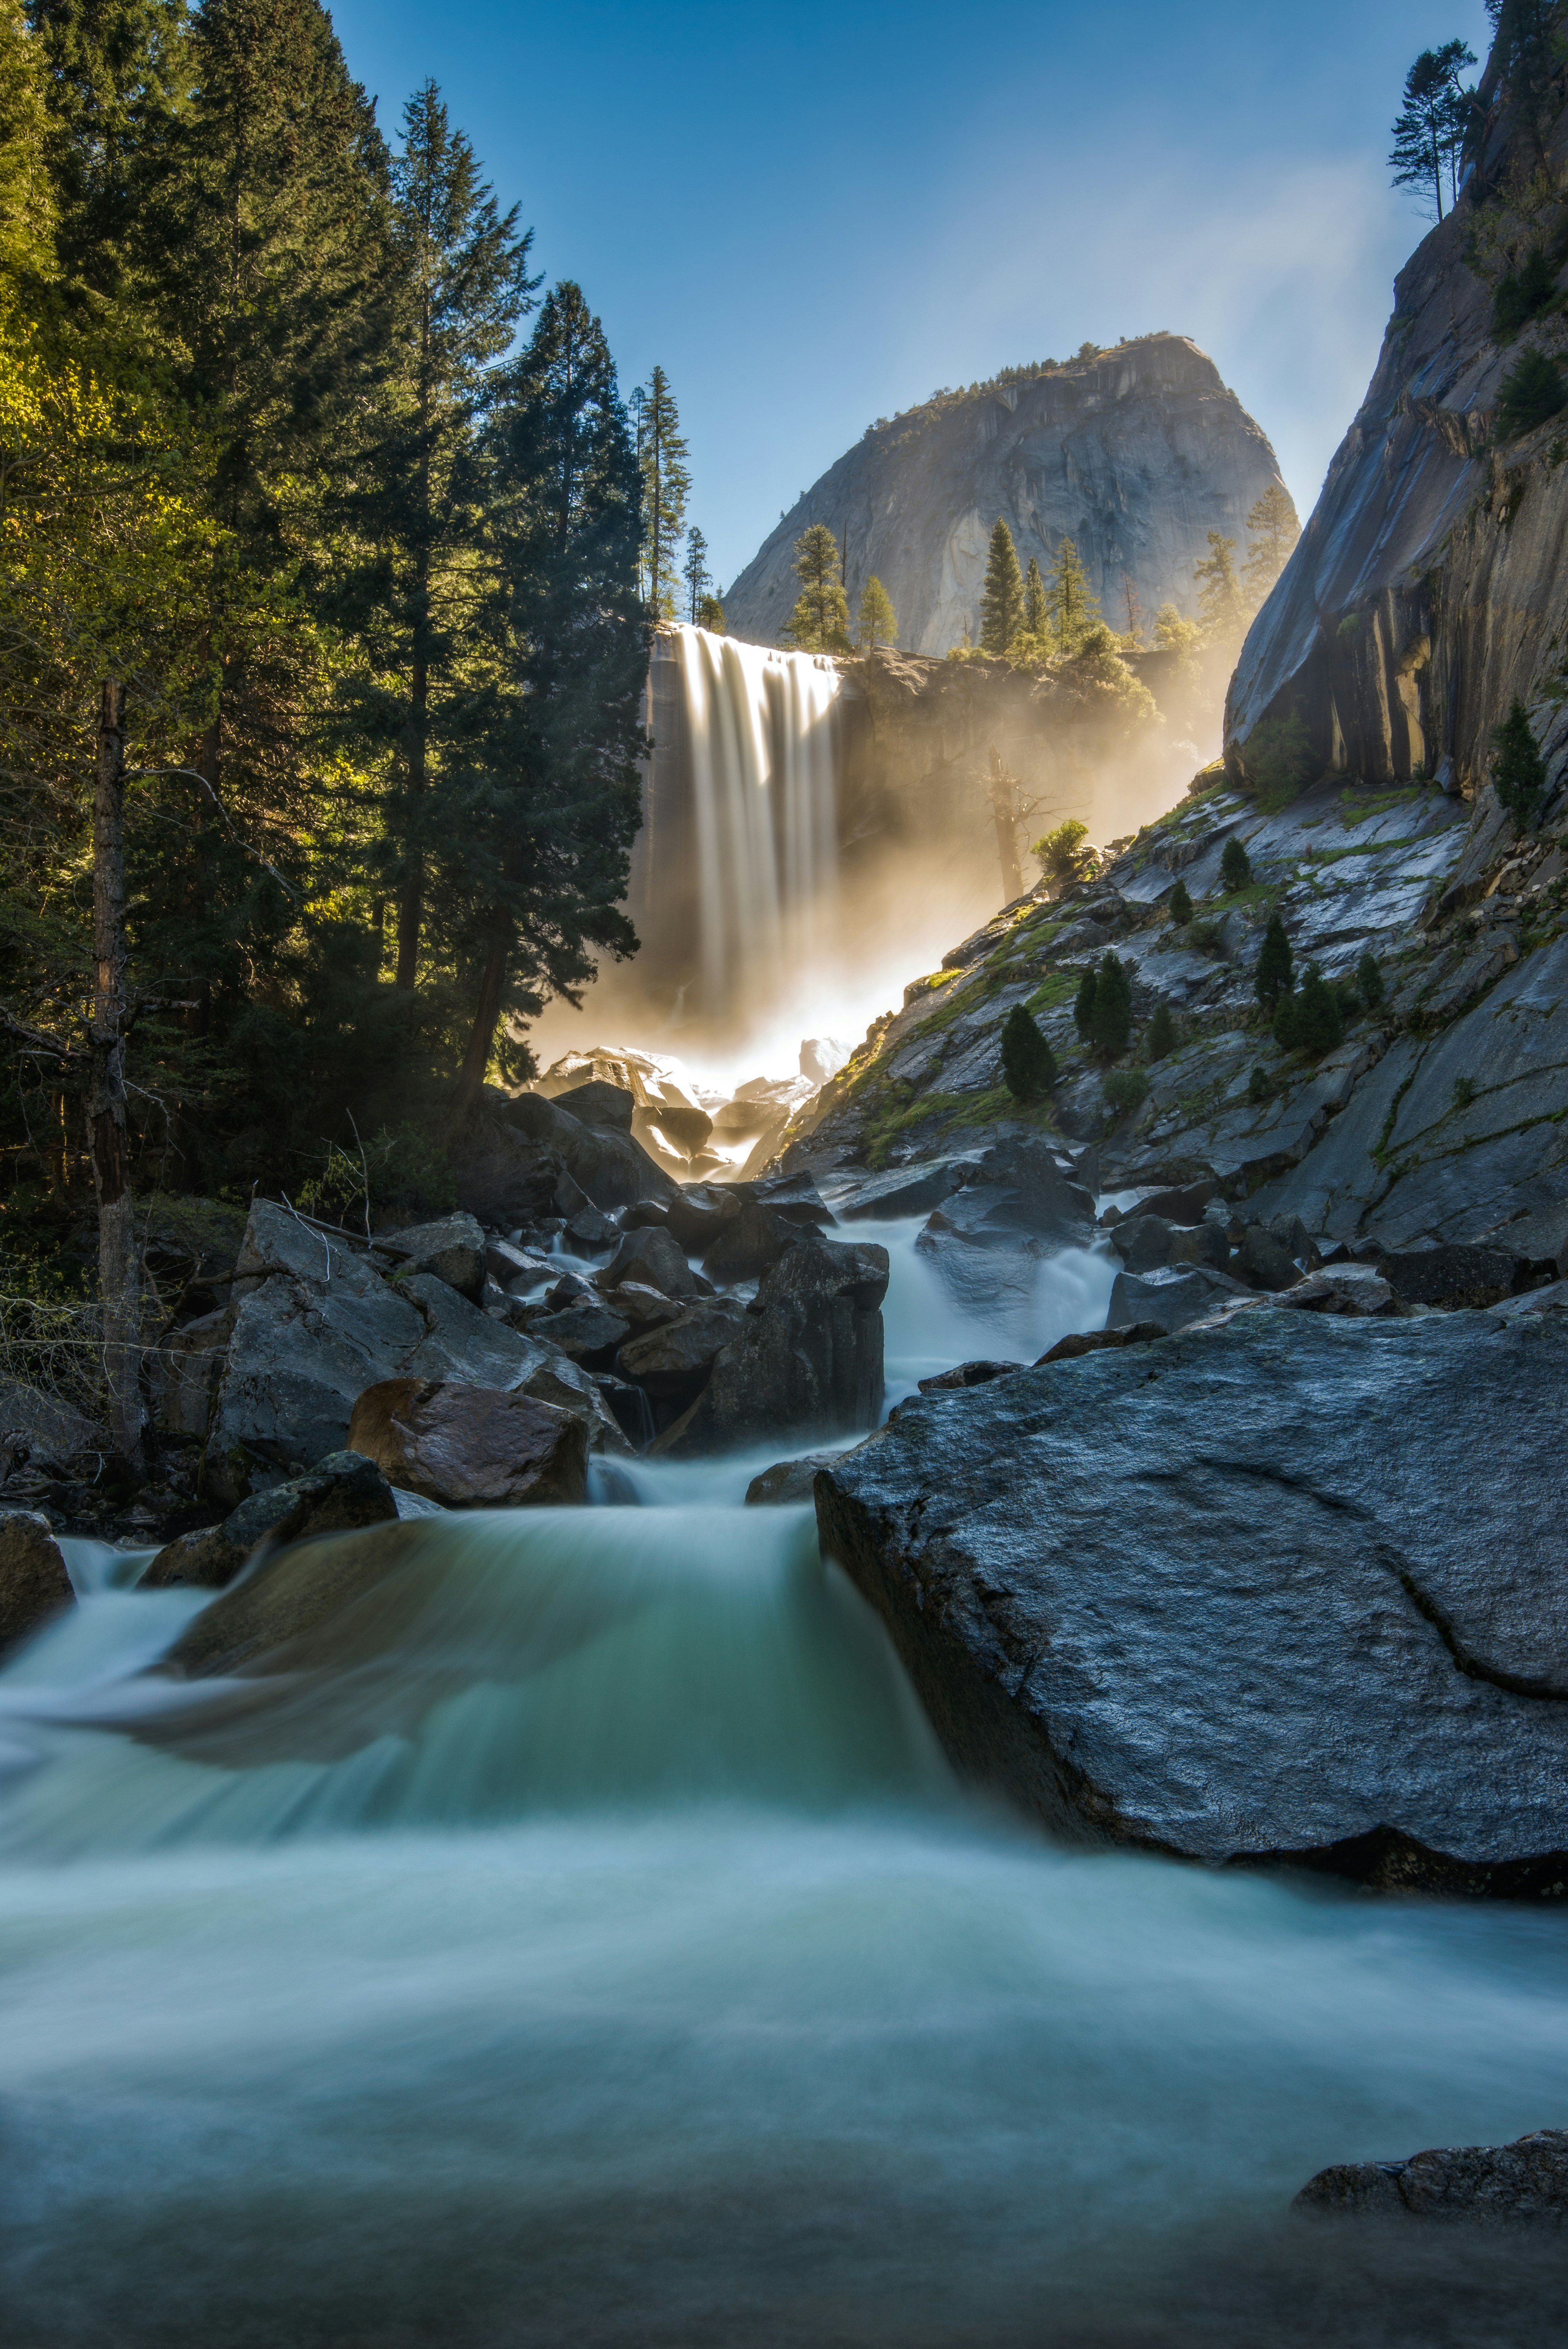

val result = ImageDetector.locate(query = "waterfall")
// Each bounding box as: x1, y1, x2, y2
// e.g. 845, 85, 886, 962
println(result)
633, 624, 843, 1034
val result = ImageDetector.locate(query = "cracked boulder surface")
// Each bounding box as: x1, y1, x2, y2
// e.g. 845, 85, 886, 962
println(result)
816, 1308, 1568, 1893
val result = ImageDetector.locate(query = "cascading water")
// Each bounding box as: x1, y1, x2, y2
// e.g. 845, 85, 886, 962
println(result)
3, 1238, 1568, 2347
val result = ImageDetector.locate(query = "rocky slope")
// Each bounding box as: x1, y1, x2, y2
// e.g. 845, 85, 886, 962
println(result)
725, 335, 1288, 654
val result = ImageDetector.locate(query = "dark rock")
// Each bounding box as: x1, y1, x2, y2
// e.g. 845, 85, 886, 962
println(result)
546, 1273, 592, 1308
616, 1301, 747, 1402
745, 1453, 839, 1506
527, 1302, 632, 1362
1036, 1321, 1165, 1362
1109, 1214, 1184, 1273
701, 1200, 805, 1284
563, 1205, 619, 1249
143, 1451, 397, 1589
0, 1509, 73, 1652
1377, 1244, 1530, 1310
920, 1140, 1095, 1251
662, 1185, 740, 1250
916, 1360, 1022, 1391
815, 1310, 1568, 1892
604, 1281, 683, 1330
165, 1519, 433, 1678
1296, 2131, 1568, 2224
646, 1103, 713, 1157
1107, 1264, 1253, 1331
619, 1198, 670, 1232
497, 1092, 677, 1211
1136, 1180, 1216, 1227
552, 1079, 635, 1131
658, 1236, 889, 1455
485, 1238, 553, 1288
158, 1305, 235, 1436
375, 1212, 486, 1301
831, 1158, 980, 1222
1273, 1270, 1399, 1317
713, 1171, 834, 1226
1267, 1211, 1321, 1270
1236, 1224, 1304, 1293
346, 1380, 589, 1508
601, 1223, 703, 1299
448, 1111, 567, 1230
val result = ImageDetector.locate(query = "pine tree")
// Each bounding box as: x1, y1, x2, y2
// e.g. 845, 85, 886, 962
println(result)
1356, 950, 1385, 1009
856, 573, 897, 650
1496, 346, 1567, 437
1168, 878, 1193, 925
1044, 535, 1098, 653
782, 523, 850, 652
1256, 909, 1294, 1007
683, 524, 710, 622
1153, 601, 1202, 658
1145, 1001, 1176, 1061
1241, 483, 1300, 611
1221, 834, 1252, 892
1195, 531, 1245, 642
453, 281, 649, 1117
365, 78, 537, 992
697, 593, 726, 633
1, 2, 60, 288
1275, 964, 1342, 1057
1491, 697, 1547, 825
1088, 949, 1132, 1060
1486, 2, 1558, 160
979, 517, 1025, 652
25, 0, 188, 296
1023, 555, 1047, 638
1000, 1002, 1056, 1100
633, 364, 689, 619
1388, 42, 1476, 218
1074, 965, 1097, 1040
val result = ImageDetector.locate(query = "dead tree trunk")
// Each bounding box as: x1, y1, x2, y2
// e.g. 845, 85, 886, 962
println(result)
452, 931, 510, 1125
89, 677, 144, 1475
987, 746, 1024, 905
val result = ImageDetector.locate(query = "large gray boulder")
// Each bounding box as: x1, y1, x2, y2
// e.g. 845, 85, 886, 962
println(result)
659, 1236, 888, 1455
346, 1380, 588, 1508
1297, 2130, 1568, 2224
617, 1300, 747, 1404
375, 1212, 486, 1301
816, 1310, 1568, 1893
143, 1451, 397, 1589
1107, 1263, 1253, 1332
0, 1510, 73, 1653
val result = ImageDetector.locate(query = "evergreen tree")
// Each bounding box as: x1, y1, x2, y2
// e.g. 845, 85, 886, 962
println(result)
979, 517, 1025, 652
1496, 345, 1567, 436
1274, 964, 1343, 1057
1022, 554, 1047, 638
1145, 1001, 1176, 1061
1491, 697, 1547, 824
1035, 816, 1095, 888
632, 363, 688, 618
1168, 878, 1193, 925
697, 592, 726, 633
1074, 965, 1097, 1040
1153, 600, 1202, 658
1493, 245, 1556, 337
1221, 834, 1252, 891
1, 3, 58, 288
454, 281, 649, 1117
782, 522, 850, 652
1194, 530, 1245, 642
1000, 1001, 1056, 1100
363, 78, 537, 992
1256, 908, 1294, 1007
25, 0, 188, 297
856, 573, 897, 650
1356, 949, 1385, 1009
1088, 949, 1132, 1060
1486, 1, 1560, 160
1388, 41, 1477, 218
1044, 535, 1098, 653
683, 524, 710, 622
1241, 482, 1300, 610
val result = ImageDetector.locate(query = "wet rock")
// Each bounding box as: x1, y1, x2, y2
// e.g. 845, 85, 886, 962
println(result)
0, 1382, 105, 1465
617, 1301, 747, 1403
0, 1509, 73, 1652
1235, 1224, 1304, 1293
156, 1305, 234, 1437
745, 1453, 839, 1505
600, 1224, 704, 1300
830, 1158, 980, 1222
661, 1186, 740, 1251
346, 1380, 589, 1508
1274, 1270, 1399, 1317
916, 1360, 1022, 1391
552, 1079, 635, 1131
1107, 1264, 1253, 1331
376, 1212, 486, 1301
604, 1282, 683, 1331
497, 1093, 678, 1212
485, 1238, 553, 1289
1037, 1321, 1165, 1362
1296, 2131, 1568, 2224
816, 1310, 1568, 1892
700, 1200, 804, 1285
1136, 1180, 1216, 1226
563, 1204, 619, 1250
165, 1519, 433, 1678
1377, 1244, 1530, 1310
143, 1451, 397, 1589
526, 1301, 632, 1363
922, 1139, 1094, 1251
659, 1236, 889, 1455
713, 1171, 835, 1227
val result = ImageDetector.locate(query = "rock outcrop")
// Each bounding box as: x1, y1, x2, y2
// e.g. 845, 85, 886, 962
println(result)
345, 1381, 589, 1508
816, 1308, 1568, 1893
0, 1509, 73, 1652
143, 1451, 398, 1588
659, 1235, 889, 1455
1297, 2131, 1568, 2224
724, 336, 1287, 655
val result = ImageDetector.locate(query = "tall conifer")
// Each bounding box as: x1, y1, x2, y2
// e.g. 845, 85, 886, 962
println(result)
1022, 555, 1046, 638
782, 523, 850, 653
1044, 536, 1098, 653
979, 517, 1025, 653
633, 364, 688, 619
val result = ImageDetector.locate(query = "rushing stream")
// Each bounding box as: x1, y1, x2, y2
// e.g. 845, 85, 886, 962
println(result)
2, 1228, 1566, 2346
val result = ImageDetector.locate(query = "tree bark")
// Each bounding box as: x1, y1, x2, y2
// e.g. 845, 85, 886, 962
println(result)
452, 932, 510, 1123
988, 747, 1023, 905
89, 677, 144, 1475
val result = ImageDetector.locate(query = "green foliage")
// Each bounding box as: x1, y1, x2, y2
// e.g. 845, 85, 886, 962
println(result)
979, 517, 1025, 653
1490, 696, 1548, 823
1241, 482, 1300, 611
1034, 816, 1096, 888
683, 525, 710, 622
296, 1120, 458, 1228
1145, 1001, 1176, 1060
1194, 530, 1245, 642
1255, 909, 1294, 1007
1022, 555, 1046, 637
1152, 602, 1202, 660
782, 522, 851, 653
1000, 1002, 1057, 1101
1043, 535, 1098, 653
1167, 878, 1193, 924
1247, 1065, 1276, 1105
1087, 949, 1132, 1061
1388, 40, 1477, 220
1452, 1073, 1477, 1110
1102, 1067, 1149, 1118
1496, 346, 1568, 437
1356, 950, 1385, 1008
856, 573, 897, 650
1073, 965, 1098, 1040
632, 364, 689, 618
1243, 708, 1317, 804
1273, 965, 1343, 1057
697, 593, 726, 633
1493, 245, 1556, 337
1220, 834, 1252, 892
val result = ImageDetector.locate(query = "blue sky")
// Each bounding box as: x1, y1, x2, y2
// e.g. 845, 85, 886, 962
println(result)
330, 0, 1495, 588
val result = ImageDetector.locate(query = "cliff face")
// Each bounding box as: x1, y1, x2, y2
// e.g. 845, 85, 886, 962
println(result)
1226, 78, 1568, 798
725, 336, 1288, 655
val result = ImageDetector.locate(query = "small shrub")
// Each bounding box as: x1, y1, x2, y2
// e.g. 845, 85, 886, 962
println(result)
1074, 965, 1098, 1040
1000, 1003, 1058, 1101
1356, 950, 1384, 1009
298, 1121, 457, 1232
1492, 247, 1556, 339
1145, 1002, 1176, 1061
1255, 909, 1294, 1007
1189, 919, 1226, 957
1168, 878, 1193, 925
1103, 1067, 1150, 1119
1088, 950, 1133, 1060
1491, 697, 1548, 825
1220, 835, 1252, 892
1496, 347, 1568, 439
1334, 978, 1362, 1022
1247, 1065, 1276, 1105
1243, 709, 1316, 803
1452, 1074, 1478, 1111
1273, 965, 1343, 1057
1034, 817, 1098, 889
